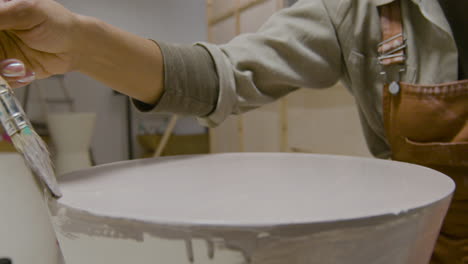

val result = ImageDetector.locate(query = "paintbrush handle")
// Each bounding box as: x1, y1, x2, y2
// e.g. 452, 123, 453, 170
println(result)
0, 76, 29, 136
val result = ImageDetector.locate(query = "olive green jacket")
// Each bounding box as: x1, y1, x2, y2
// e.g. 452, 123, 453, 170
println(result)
193, 0, 458, 158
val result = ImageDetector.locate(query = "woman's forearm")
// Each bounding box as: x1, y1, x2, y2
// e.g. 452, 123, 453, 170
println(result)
73, 15, 164, 104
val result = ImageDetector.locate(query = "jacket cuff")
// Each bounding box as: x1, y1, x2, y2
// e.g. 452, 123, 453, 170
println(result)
132, 41, 219, 116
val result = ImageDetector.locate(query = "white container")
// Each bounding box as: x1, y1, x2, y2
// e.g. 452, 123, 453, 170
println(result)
47, 112, 96, 176
50, 153, 454, 264
0, 154, 63, 264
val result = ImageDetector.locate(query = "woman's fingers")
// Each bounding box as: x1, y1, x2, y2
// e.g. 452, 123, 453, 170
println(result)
0, 59, 35, 88
8, 70, 36, 88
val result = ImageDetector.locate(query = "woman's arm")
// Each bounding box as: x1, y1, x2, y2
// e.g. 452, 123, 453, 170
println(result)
73, 15, 164, 104
0, 0, 164, 104
0, 0, 344, 125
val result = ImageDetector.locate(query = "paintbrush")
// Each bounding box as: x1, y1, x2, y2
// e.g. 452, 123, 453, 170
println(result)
0, 76, 61, 197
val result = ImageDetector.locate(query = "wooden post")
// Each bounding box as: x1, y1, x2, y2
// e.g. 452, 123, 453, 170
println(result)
235, 0, 245, 152
154, 115, 178, 157
276, 0, 289, 152
208, 0, 285, 153
206, 0, 216, 153
206, 0, 214, 43
279, 98, 289, 152
208, 0, 269, 26
276, 0, 283, 9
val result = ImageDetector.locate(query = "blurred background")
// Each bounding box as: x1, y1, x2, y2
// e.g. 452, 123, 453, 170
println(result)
0, 0, 371, 176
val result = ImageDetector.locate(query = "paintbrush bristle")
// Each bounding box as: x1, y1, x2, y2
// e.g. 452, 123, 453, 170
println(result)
11, 126, 62, 197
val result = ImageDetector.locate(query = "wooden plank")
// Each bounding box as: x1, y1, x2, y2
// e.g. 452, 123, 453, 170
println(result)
206, 0, 213, 43
208, 0, 289, 153
277, 0, 288, 152
210, 16, 236, 44
211, 0, 236, 20
209, 116, 243, 153
209, 0, 269, 26
287, 85, 371, 157
239, 0, 276, 33
207, 0, 215, 152
239, 0, 281, 152
235, 0, 245, 152
276, 0, 283, 9
243, 102, 282, 152
279, 98, 288, 152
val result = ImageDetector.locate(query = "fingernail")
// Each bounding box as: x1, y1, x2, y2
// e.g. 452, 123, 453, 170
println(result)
17, 72, 35, 83
3, 62, 26, 77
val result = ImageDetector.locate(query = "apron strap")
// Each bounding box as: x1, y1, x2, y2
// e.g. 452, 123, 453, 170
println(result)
377, 0, 407, 66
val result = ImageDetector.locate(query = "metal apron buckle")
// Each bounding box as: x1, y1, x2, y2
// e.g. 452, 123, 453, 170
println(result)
378, 33, 407, 95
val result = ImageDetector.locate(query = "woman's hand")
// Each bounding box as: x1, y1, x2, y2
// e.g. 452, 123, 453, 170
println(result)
0, 0, 164, 103
0, 0, 80, 86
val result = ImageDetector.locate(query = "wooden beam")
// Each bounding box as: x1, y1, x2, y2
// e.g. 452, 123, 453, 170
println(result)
154, 115, 178, 157
276, 0, 284, 9
209, 0, 269, 26
280, 98, 289, 152
206, 0, 214, 43
235, 0, 245, 152
206, 0, 216, 153
277, 0, 288, 152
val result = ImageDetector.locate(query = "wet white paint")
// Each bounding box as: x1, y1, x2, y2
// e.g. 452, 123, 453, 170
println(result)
50, 153, 455, 264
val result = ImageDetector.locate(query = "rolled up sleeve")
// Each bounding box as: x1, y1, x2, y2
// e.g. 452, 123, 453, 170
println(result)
132, 42, 220, 117
135, 0, 343, 128
197, 0, 343, 126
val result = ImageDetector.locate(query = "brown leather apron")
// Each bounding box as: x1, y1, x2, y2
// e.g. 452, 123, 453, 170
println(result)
378, 1, 468, 263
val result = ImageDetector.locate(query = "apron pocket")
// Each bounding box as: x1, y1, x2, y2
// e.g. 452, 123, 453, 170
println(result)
399, 137, 468, 167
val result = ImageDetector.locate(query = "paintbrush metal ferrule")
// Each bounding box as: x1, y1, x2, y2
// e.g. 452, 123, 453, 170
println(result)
0, 85, 29, 135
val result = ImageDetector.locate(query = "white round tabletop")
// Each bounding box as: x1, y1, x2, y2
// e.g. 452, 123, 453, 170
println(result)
56, 153, 454, 227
